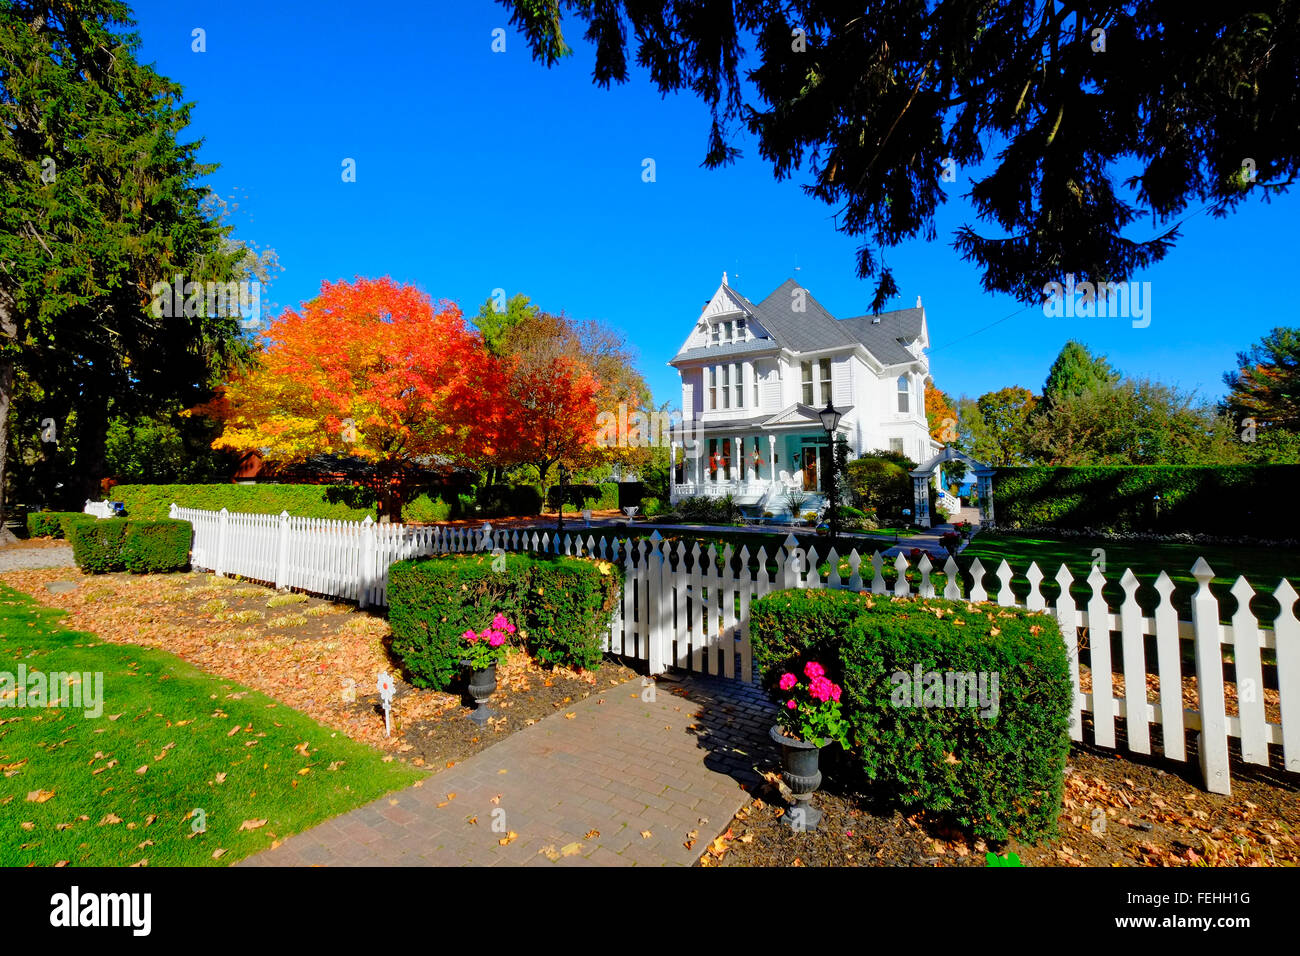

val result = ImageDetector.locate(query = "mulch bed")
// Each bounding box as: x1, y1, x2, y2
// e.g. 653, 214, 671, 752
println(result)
0, 565, 635, 773
700, 739, 1300, 867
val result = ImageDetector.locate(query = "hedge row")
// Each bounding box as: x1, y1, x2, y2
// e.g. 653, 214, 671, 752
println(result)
26, 512, 90, 538
68, 518, 193, 574
545, 482, 619, 511
387, 552, 622, 689
992, 465, 1299, 536
110, 483, 376, 521
750, 589, 1072, 843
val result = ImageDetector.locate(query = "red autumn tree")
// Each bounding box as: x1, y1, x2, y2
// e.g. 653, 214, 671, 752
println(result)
205, 277, 497, 519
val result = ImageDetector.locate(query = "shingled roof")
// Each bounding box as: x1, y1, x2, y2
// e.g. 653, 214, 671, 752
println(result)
672, 277, 926, 368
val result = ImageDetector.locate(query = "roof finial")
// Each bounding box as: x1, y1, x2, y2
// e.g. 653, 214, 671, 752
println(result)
916, 295, 922, 308
722, 271, 728, 286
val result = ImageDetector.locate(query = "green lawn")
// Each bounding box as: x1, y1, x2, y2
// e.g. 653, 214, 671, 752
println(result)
960, 532, 1300, 623
0, 583, 420, 867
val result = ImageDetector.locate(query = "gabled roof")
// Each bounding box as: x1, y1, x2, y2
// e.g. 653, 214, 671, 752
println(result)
672, 276, 929, 369
761, 402, 856, 428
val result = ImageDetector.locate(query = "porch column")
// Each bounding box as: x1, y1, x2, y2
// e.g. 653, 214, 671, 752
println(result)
735, 433, 743, 487
670, 441, 678, 498
768, 434, 777, 486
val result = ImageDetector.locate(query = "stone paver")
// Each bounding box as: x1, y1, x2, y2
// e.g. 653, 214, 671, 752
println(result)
240, 671, 775, 867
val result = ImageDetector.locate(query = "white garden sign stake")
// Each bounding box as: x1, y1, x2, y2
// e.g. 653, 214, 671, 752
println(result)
377, 672, 395, 737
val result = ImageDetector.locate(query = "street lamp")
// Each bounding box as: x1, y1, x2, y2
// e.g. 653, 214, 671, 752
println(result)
819, 401, 842, 543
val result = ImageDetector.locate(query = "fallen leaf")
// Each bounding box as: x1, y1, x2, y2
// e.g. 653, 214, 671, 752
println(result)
98, 813, 122, 826
641, 830, 653, 839
585, 829, 600, 840
211, 848, 226, 860
499, 831, 518, 846
26, 790, 54, 803
560, 842, 583, 856
238, 818, 267, 831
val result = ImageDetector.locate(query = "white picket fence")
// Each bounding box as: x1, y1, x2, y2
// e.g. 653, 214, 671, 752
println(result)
168, 504, 1299, 794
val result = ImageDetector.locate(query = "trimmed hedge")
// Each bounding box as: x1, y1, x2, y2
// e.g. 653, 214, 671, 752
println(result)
993, 465, 1300, 536
477, 484, 542, 517
750, 589, 1072, 843
388, 553, 535, 689
526, 556, 622, 670
26, 512, 87, 538
388, 552, 622, 688
122, 519, 193, 573
401, 493, 452, 523
68, 518, 193, 574
111, 483, 376, 521
68, 520, 131, 573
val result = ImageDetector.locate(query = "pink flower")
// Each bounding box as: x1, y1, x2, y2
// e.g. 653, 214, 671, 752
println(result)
830, 683, 842, 702
809, 675, 832, 702
778, 673, 797, 691
504, 621, 516, 634
786, 699, 798, 709
463, 629, 477, 643
492, 613, 510, 630
488, 631, 505, 648
804, 661, 825, 679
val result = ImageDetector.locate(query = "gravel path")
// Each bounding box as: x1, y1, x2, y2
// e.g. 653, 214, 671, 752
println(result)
0, 543, 76, 572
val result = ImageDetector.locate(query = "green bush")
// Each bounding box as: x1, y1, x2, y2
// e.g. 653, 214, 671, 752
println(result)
401, 493, 452, 523
122, 519, 192, 573
750, 589, 1072, 843
26, 512, 85, 538
387, 551, 623, 687
546, 483, 598, 510
67, 518, 193, 574
526, 555, 622, 670
582, 482, 619, 511
994, 465, 1298, 536
111, 483, 376, 521
388, 553, 534, 690
68, 519, 131, 573
478, 484, 542, 517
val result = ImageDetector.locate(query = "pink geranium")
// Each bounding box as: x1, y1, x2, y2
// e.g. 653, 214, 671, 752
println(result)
774, 659, 847, 748
786, 699, 798, 709
778, 673, 797, 691
804, 661, 825, 679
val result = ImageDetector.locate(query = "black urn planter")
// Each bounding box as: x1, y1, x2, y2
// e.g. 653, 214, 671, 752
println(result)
770, 724, 824, 831
462, 662, 497, 725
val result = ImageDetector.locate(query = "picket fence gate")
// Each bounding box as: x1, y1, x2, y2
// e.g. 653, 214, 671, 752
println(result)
170, 504, 1299, 794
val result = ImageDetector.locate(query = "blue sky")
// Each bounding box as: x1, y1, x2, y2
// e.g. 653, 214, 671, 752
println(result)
131, 0, 1300, 410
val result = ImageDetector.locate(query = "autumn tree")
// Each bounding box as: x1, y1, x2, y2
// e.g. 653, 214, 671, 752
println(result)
206, 278, 494, 520
973, 386, 1039, 466
1223, 327, 1300, 431
924, 380, 958, 444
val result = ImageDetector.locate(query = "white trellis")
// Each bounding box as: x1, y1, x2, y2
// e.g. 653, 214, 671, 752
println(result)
167, 504, 1299, 794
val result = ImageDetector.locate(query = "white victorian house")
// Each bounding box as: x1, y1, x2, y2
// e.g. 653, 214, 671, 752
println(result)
668, 274, 951, 519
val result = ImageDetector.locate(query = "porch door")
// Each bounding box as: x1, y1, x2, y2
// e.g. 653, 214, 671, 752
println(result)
800, 445, 819, 491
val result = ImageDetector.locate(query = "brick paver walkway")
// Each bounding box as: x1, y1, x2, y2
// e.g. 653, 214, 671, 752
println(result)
240, 672, 776, 867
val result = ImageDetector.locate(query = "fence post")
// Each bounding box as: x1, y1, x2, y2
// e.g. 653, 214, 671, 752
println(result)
1190, 557, 1231, 794
359, 515, 376, 610
215, 507, 229, 577
275, 510, 290, 590
481, 521, 493, 552
782, 533, 800, 589
168, 502, 179, 520
648, 530, 666, 675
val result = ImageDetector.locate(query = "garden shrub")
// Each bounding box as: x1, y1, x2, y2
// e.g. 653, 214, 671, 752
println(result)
994, 465, 1298, 536
388, 551, 622, 687
387, 553, 534, 690
111, 483, 376, 521
750, 589, 1073, 842
526, 555, 622, 670
68, 519, 131, 573
402, 492, 452, 523
122, 519, 193, 573
26, 512, 85, 538
477, 484, 542, 517
67, 518, 193, 573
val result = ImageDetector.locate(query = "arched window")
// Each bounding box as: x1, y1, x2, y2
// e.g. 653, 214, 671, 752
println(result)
897, 375, 910, 414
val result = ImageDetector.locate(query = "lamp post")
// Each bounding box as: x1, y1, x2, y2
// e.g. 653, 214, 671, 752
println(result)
818, 401, 842, 544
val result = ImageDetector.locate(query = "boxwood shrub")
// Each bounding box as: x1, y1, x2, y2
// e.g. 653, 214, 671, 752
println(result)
388, 553, 534, 690
68, 519, 131, 573
26, 512, 86, 538
388, 552, 623, 688
750, 589, 1073, 843
122, 519, 193, 573
527, 555, 622, 670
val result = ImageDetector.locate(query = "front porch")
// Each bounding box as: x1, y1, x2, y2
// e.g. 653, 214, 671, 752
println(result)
671, 427, 839, 513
